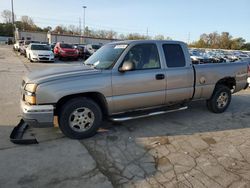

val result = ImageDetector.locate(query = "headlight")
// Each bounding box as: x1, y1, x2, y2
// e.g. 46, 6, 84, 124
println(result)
33, 53, 38, 57
24, 94, 36, 105
24, 83, 37, 105
25, 83, 37, 93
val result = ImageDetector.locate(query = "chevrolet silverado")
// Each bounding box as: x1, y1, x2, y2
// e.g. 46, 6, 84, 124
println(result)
19, 40, 249, 139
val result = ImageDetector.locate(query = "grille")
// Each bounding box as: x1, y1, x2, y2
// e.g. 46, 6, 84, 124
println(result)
38, 55, 50, 57
39, 57, 49, 60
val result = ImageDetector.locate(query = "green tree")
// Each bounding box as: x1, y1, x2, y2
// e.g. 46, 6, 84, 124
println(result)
220, 32, 232, 49
230, 37, 245, 50
241, 43, 250, 50
43, 26, 52, 32
154, 34, 165, 40
53, 25, 64, 34
19, 15, 36, 31
0, 23, 13, 36
126, 33, 147, 40
191, 32, 248, 50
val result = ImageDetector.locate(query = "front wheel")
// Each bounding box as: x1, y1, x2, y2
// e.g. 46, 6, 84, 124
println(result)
59, 98, 102, 139
206, 85, 231, 113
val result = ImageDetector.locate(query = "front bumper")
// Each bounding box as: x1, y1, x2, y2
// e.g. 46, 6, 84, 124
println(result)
21, 100, 54, 127
31, 56, 54, 62
60, 53, 78, 58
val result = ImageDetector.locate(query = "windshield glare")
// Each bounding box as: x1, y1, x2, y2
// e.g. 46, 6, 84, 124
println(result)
84, 44, 127, 69
31, 45, 51, 51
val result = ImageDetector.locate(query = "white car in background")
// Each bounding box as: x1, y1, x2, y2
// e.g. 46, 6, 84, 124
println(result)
26, 43, 54, 62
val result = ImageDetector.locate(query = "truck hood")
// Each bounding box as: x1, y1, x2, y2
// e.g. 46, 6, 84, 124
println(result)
23, 64, 101, 84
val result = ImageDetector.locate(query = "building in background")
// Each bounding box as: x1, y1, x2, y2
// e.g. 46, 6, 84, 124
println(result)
0, 36, 13, 44
15, 29, 116, 45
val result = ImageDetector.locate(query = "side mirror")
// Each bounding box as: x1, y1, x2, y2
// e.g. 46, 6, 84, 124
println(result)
119, 61, 135, 72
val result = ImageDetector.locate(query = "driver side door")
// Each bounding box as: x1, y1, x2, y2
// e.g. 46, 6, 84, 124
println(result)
111, 43, 166, 113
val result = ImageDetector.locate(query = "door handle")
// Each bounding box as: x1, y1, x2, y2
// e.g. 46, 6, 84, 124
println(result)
155, 74, 165, 80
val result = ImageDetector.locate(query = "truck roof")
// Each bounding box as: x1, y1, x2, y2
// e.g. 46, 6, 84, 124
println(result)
109, 40, 186, 46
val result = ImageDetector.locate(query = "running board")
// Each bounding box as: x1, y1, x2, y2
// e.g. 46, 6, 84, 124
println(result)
110, 106, 188, 122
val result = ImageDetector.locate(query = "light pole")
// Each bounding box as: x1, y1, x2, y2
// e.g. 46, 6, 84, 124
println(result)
82, 6, 87, 36
11, 0, 15, 42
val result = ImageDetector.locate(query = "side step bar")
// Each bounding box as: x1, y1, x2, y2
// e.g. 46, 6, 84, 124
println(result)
110, 106, 188, 122
10, 119, 38, 145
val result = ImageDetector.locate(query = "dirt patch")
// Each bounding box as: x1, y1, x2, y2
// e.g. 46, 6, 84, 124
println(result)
144, 137, 170, 150
152, 137, 170, 145
202, 137, 217, 145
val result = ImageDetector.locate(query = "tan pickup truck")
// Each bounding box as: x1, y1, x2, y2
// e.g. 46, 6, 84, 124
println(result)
19, 40, 249, 139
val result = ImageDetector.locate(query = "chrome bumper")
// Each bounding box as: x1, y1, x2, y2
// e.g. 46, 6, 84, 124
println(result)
21, 100, 54, 127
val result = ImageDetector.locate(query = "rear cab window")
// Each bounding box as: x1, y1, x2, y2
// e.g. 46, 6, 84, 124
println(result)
162, 44, 186, 68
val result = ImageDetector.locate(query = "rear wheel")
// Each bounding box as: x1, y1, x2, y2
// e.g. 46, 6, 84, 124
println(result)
206, 85, 231, 113
59, 98, 102, 139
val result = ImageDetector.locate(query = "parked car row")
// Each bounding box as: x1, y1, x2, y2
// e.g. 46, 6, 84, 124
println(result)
13, 40, 102, 63
190, 48, 250, 64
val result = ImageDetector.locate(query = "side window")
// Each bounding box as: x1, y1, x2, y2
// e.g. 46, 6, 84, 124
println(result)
123, 44, 160, 70
163, 44, 186, 67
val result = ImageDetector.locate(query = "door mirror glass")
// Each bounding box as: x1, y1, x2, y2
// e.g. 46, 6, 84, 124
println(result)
119, 61, 135, 72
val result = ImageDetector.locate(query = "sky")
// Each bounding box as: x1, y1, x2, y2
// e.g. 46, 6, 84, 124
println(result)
0, 0, 250, 42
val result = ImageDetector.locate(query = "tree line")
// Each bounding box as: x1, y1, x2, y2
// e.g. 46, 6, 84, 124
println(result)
0, 9, 170, 40
0, 9, 249, 50
190, 32, 250, 50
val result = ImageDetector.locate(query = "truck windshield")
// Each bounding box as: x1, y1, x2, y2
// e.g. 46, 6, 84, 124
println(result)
84, 44, 127, 69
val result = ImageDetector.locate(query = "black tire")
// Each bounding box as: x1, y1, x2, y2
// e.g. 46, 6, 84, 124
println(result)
206, 85, 231, 113
59, 97, 102, 139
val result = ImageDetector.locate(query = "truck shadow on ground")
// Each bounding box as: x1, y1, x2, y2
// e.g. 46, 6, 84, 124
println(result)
100, 95, 250, 137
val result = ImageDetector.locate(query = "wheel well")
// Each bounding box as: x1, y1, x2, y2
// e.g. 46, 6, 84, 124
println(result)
55, 92, 109, 117
215, 77, 236, 90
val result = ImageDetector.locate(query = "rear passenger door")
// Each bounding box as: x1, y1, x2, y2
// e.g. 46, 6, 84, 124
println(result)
162, 44, 194, 104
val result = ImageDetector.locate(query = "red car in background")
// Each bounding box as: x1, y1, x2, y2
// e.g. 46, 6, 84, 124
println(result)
54, 42, 79, 60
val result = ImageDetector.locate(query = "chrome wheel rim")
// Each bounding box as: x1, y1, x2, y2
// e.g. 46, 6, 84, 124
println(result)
216, 92, 229, 109
69, 107, 95, 132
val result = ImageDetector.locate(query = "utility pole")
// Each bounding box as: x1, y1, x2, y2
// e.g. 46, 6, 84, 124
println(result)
82, 6, 87, 36
79, 17, 82, 44
11, 0, 15, 42
188, 32, 191, 45
79, 17, 81, 35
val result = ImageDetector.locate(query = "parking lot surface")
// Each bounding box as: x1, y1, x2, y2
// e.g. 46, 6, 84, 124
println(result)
0, 45, 250, 188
